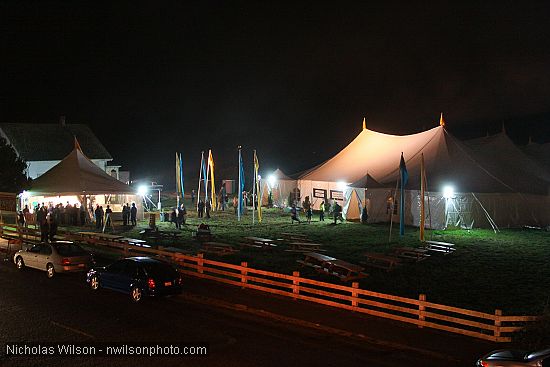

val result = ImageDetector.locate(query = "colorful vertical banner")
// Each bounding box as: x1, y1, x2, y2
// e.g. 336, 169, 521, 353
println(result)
254, 150, 262, 223
399, 152, 408, 236
238, 147, 245, 220
208, 149, 216, 210
179, 153, 184, 199
202, 151, 208, 204
197, 151, 205, 209
176, 152, 182, 205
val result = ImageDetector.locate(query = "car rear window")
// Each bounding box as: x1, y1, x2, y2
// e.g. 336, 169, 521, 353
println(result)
53, 244, 87, 256
142, 262, 177, 278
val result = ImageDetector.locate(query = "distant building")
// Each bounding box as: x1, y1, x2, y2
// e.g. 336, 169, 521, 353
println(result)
0, 118, 127, 180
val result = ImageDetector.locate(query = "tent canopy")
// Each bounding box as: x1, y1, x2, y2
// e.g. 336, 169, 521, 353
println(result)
270, 168, 294, 181
29, 142, 134, 195
299, 125, 549, 195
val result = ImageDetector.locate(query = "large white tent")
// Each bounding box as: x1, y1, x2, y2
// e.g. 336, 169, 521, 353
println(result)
296, 122, 550, 228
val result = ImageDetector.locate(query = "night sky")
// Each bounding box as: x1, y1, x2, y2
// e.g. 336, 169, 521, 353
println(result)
2, 2, 550, 188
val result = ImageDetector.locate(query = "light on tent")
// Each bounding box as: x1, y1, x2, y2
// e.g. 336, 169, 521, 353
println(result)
337, 181, 348, 190
268, 175, 276, 187
443, 185, 455, 199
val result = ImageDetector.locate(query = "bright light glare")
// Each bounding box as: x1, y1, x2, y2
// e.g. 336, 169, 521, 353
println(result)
137, 185, 148, 196
20, 190, 30, 199
443, 185, 455, 199
337, 181, 348, 190
268, 175, 276, 187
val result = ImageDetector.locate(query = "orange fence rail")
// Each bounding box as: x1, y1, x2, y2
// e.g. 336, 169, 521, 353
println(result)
0, 224, 539, 342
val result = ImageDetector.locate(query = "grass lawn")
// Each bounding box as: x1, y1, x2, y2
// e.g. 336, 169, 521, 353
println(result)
80, 200, 550, 316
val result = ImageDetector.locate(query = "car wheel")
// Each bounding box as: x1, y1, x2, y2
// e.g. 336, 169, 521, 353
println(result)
131, 286, 143, 303
15, 256, 25, 270
46, 263, 55, 278
90, 276, 100, 290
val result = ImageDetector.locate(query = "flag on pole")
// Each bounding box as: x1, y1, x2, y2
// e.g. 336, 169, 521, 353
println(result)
399, 152, 408, 236
202, 151, 208, 204
420, 153, 425, 241
179, 153, 184, 199
197, 151, 205, 209
238, 148, 245, 220
176, 152, 181, 205
208, 149, 216, 210
254, 150, 262, 223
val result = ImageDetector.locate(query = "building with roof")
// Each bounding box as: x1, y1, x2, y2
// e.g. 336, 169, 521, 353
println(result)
0, 118, 116, 179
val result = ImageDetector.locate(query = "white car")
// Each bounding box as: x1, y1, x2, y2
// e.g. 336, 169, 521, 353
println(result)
13, 242, 93, 278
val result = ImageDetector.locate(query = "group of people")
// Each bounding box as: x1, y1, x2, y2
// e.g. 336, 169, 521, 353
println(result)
18, 202, 88, 229
290, 197, 345, 224
169, 204, 187, 229
121, 203, 138, 226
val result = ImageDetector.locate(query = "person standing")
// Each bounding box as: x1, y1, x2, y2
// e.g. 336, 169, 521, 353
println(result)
197, 199, 205, 218
170, 207, 178, 229
104, 205, 113, 231
39, 209, 49, 242
122, 203, 130, 226
191, 190, 196, 205
205, 200, 211, 219
130, 203, 137, 226
306, 206, 312, 223
333, 201, 342, 224
290, 205, 300, 223
233, 196, 238, 214
22, 205, 30, 227
79, 204, 87, 226
178, 204, 186, 227
48, 213, 58, 242
319, 200, 325, 222
94, 205, 101, 229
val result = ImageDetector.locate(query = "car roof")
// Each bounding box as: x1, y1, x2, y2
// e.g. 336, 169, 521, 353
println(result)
527, 348, 550, 361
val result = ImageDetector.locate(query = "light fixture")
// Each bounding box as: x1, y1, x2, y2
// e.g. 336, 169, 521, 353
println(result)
337, 181, 348, 190
137, 185, 148, 196
268, 175, 276, 187
443, 185, 455, 199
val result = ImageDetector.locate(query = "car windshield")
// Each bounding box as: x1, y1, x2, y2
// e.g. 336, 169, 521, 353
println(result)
53, 244, 87, 256
142, 261, 177, 278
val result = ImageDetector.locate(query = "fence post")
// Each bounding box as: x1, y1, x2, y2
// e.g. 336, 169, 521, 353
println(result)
351, 282, 359, 310
197, 253, 204, 274
494, 309, 502, 341
292, 271, 300, 300
241, 262, 248, 289
418, 294, 426, 328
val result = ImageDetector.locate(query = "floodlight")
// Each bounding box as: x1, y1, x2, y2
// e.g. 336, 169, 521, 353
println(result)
337, 181, 348, 190
268, 175, 276, 187
137, 185, 148, 196
20, 190, 30, 199
443, 185, 455, 199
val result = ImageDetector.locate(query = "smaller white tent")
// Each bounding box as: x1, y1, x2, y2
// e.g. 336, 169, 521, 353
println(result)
261, 168, 297, 207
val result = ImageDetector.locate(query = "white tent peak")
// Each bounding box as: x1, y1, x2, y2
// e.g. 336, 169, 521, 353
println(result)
29, 144, 133, 195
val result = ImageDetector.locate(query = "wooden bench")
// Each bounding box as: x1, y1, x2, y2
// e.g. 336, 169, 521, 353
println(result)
321, 259, 368, 282
242, 237, 278, 250
361, 252, 401, 272
286, 242, 326, 253
296, 252, 336, 270
423, 240, 455, 254
393, 247, 430, 262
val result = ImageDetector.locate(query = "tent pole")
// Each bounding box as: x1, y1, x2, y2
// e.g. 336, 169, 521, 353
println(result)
388, 179, 399, 242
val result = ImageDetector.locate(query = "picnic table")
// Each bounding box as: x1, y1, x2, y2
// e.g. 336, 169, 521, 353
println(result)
200, 242, 239, 256
362, 252, 401, 272
242, 237, 278, 250
393, 247, 430, 261
286, 242, 325, 253
113, 237, 150, 247
296, 252, 336, 270
322, 259, 368, 282
139, 229, 182, 241
423, 240, 455, 254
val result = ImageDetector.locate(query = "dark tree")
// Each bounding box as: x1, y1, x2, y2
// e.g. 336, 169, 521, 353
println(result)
0, 136, 29, 192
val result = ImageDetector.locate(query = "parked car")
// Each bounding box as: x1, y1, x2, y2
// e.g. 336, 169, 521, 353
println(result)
477, 348, 550, 366
86, 257, 183, 302
13, 241, 93, 278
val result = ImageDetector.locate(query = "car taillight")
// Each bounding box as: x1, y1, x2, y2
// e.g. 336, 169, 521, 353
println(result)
147, 278, 155, 289
61, 258, 70, 265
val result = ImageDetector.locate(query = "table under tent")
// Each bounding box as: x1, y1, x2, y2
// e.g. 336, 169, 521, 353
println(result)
20, 141, 140, 225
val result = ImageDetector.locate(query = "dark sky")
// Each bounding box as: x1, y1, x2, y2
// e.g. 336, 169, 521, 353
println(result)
2, 2, 550, 188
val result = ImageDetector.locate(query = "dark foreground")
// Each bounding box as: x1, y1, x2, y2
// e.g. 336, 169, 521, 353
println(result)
0, 261, 488, 367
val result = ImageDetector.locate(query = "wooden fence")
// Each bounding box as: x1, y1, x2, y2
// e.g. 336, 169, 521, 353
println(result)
0, 224, 539, 342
